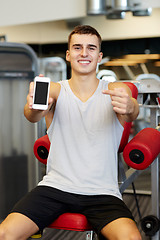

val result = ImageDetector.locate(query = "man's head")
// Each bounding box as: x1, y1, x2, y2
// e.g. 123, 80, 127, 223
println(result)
68, 25, 102, 51
66, 25, 103, 75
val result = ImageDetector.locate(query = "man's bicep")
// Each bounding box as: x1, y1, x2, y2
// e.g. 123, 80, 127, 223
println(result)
50, 82, 61, 100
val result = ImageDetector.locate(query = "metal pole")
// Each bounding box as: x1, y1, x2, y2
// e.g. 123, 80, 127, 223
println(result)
150, 100, 160, 240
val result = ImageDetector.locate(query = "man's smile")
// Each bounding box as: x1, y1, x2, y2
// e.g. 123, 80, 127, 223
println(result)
78, 60, 91, 64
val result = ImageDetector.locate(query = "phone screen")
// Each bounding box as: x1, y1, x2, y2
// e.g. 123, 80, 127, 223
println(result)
34, 81, 49, 105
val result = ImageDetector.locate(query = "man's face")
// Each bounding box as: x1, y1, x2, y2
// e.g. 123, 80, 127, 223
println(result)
66, 34, 103, 75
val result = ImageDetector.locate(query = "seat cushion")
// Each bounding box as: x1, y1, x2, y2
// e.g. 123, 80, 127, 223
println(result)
48, 213, 93, 231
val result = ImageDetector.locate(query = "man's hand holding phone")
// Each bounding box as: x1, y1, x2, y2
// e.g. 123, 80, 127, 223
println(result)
31, 76, 51, 110
25, 75, 59, 123
28, 76, 53, 111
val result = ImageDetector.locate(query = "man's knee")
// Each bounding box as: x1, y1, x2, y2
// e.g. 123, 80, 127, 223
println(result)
101, 231, 142, 240
0, 224, 10, 240
115, 228, 142, 240
129, 232, 142, 240
101, 218, 142, 240
126, 223, 142, 240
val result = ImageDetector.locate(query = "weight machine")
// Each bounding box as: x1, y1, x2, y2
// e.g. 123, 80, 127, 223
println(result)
120, 74, 160, 239
33, 75, 160, 239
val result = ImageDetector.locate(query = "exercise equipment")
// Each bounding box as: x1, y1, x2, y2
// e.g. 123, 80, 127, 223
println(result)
122, 74, 160, 240
33, 134, 50, 165
141, 215, 160, 237
33, 76, 160, 239
33, 129, 160, 238
0, 42, 39, 219
123, 127, 160, 170
97, 69, 117, 82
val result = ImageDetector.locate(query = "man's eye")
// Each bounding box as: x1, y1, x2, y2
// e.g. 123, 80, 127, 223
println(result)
89, 47, 95, 51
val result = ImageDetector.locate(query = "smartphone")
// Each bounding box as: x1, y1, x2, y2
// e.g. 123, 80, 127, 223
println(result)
32, 76, 50, 110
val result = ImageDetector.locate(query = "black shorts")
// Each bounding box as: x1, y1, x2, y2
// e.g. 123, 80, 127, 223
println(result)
11, 186, 134, 236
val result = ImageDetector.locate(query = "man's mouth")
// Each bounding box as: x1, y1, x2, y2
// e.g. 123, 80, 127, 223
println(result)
78, 60, 91, 64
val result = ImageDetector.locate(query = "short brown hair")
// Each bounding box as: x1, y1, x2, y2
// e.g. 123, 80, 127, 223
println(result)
68, 25, 102, 51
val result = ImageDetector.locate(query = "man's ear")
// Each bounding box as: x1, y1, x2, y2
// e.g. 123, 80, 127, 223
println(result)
66, 50, 70, 62
98, 52, 103, 63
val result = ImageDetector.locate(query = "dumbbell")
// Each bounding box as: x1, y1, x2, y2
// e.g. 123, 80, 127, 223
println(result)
123, 128, 160, 170
33, 134, 50, 164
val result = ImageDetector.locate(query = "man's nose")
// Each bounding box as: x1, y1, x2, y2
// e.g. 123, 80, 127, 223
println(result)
81, 48, 88, 57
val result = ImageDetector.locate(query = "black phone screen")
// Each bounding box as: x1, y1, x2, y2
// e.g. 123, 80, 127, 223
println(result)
34, 81, 49, 105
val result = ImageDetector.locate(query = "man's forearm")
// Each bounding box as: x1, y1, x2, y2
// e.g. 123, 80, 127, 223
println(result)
24, 103, 45, 123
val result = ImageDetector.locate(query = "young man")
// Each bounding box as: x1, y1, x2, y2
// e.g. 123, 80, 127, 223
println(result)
0, 25, 141, 240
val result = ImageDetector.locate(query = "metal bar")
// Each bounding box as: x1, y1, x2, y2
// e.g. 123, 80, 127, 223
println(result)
86, 231, 94, 240
118, 154, 127, 184
151, 157, 160, 240
122, 65, 135, 80
139, 104, 160, 109
150, 105, 160, 240
140, 63, 149, 74
119, 168, 142, 194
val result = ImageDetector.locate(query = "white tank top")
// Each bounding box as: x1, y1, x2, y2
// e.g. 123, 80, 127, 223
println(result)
38, 80, 123, 199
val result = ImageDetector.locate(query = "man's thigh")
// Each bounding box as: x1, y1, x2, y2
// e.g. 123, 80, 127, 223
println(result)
101, 217, 141, 240
11, 186, 69, 231
81, 195, 135, 238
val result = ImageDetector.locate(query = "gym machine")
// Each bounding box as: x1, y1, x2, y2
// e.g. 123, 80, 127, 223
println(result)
120, 74, 160, 239
0, 42, 39, 220
33, 76, 160, 239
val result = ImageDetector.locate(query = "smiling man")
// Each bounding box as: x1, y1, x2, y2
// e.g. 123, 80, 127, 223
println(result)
0, 25, 141, 240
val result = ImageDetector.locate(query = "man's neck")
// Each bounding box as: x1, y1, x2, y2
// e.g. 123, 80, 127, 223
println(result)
68, 73, 99, 102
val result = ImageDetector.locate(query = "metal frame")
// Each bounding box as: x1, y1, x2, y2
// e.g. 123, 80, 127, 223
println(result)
0, 42, 40, 189
86, 231, 95, 240
120, 75, 160, 239
0, 42, 38, 74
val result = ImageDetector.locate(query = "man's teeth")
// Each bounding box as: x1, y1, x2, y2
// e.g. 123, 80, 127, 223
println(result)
79, 61, 90, 63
